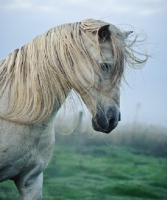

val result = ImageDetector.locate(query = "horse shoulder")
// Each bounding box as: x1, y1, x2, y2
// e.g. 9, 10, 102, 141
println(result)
0, 119, 55, 182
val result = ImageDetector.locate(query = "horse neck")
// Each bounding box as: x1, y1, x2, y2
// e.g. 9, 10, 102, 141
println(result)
41, 87, 72, 127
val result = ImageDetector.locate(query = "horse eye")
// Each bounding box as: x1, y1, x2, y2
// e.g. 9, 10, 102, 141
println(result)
100, 63, 110, 71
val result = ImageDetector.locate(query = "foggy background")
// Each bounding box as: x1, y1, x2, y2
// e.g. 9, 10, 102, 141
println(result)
0, 0, 167, 128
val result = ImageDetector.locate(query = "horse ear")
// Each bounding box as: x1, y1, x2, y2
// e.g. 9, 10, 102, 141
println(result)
124, 31, 133, 38
98, 25, 110, 40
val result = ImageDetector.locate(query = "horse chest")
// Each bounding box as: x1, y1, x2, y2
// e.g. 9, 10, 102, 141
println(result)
0, 122, 55, 181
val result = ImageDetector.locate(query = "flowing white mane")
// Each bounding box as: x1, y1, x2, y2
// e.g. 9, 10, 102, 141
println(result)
0, 19, 147, 124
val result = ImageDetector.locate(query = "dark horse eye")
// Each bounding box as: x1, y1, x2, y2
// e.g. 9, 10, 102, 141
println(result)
98, 25, 110, 40
100, 63, 111, 71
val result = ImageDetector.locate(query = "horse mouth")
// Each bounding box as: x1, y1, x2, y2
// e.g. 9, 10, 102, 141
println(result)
92, 118, 118, 134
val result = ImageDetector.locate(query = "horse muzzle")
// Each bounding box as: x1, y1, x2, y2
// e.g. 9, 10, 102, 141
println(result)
92, 108, 121, 133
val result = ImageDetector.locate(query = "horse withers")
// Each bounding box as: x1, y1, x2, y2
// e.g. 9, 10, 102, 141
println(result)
0, 19, 147, 199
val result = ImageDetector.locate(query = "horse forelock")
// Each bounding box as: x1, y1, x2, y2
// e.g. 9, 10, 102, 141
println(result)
0, 19, 147, 124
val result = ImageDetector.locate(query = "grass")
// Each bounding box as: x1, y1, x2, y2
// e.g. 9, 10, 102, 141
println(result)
0, 120, 167, 200
0, 143, 167, 200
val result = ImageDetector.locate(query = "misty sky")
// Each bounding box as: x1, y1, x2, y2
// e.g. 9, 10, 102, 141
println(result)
0, 0, 167, 128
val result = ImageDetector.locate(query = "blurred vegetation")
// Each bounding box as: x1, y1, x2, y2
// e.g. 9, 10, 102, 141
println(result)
0, 112, 167, 199
55, 112, 167, 158
1, 144, 167, 200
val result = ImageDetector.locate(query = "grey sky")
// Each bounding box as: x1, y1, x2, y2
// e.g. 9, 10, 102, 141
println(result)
0, 0, 167, 127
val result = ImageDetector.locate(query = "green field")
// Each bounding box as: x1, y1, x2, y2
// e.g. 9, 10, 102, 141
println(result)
0, 140, 167, 200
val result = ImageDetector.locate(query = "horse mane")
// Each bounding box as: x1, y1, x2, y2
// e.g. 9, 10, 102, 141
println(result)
0, 19, 147, 124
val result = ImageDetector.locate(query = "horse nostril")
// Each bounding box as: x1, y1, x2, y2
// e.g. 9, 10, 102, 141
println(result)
109, 118, 115, 125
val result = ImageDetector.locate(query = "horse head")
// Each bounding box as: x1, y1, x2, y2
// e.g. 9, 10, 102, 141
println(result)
77, 20, 133, 133
0, 19, 146, 129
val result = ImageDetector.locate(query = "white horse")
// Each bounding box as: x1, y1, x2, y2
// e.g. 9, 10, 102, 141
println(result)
0, 19, 147, 199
